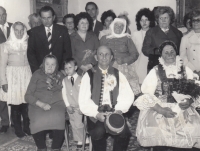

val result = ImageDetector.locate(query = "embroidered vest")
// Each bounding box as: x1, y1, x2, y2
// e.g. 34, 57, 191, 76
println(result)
87, 66, 119, 123
155, 64, 186, 103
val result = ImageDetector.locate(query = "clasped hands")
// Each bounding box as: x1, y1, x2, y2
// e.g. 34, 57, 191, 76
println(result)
96, 110, 122, 122
36, 100, 51, 111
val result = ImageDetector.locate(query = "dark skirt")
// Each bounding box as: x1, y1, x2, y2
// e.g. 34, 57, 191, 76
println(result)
28, 100, 65, 134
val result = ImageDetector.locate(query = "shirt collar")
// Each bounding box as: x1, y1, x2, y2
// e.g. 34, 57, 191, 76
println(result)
45, 25, 53, 33
67, 72, 78, 79
161, 27, 169, 32
0, 22, 9, 28
98, 66, 109, 74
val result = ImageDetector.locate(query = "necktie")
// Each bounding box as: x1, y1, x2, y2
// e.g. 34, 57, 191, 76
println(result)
47, 27, 52, 49
1, 25, 7, 39
71, 77, 74, 86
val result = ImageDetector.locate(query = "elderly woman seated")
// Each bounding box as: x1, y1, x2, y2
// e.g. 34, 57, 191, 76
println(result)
25, 54, 65, 151
134, 41, 200, 151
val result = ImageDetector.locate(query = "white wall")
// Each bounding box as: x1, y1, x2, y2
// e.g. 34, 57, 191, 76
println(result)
0, 0, 176, 32
68, 0, 176, 33
0, 0, 30, 29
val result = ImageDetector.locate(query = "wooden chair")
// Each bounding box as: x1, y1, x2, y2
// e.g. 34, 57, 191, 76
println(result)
82, 116, 92, 151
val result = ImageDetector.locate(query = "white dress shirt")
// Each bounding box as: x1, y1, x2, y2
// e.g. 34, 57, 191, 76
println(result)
93, 20, 97, 31
62, 73, 78, 107
79, 70, 134, 118
45, 25, 53, 36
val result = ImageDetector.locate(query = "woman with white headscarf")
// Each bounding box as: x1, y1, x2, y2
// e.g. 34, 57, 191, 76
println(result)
100, 18, 140, 95
0, 22, 31, 138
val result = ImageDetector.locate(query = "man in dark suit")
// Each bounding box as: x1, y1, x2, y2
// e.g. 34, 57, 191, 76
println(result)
85, 2, 103, 37
0, 6, 12, 134
27, 6, 72, 73
27, 13, 42, 36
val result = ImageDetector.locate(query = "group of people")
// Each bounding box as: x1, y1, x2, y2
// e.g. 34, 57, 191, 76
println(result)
0, 1, 200, 151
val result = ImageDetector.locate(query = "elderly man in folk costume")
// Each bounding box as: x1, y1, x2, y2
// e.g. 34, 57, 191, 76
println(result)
79, 45, 134, 151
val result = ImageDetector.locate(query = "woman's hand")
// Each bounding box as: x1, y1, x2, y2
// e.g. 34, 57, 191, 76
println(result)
67, 106, 75, 114
160, 107, 177, 118
179, 98, 193, 110
96, 112, 108, 122
36, 100, 51, 111
2, 84, 8, 93
80, 64, 93, 72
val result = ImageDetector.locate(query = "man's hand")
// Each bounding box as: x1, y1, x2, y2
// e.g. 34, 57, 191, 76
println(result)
160, 107, 177, 118
2, 84, 8, 93
67, 106, 75, 114
96, 112, 108, 122
114, 110, 123, 114
43, 104, 51, 111
179, 98, 193, 110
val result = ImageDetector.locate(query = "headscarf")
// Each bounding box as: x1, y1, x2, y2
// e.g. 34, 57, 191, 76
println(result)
40, 53, 63, 90
158, 40, 178, 55
106, 18, 131, 39
3, 22, 28, 55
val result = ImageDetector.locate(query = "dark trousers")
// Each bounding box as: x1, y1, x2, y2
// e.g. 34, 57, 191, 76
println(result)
0, 100, 9, 126
11, 104, 30, 135
87, 117, 131, 151
32, 130, 65, 149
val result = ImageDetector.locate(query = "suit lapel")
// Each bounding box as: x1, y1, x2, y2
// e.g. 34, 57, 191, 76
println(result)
51, 24, 61, 51
7, 23, 12, 38
38, 25, 49, 50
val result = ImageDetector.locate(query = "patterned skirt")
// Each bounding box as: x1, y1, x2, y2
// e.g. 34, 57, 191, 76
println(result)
0, 65, 32, 105
113, 61, 141, 95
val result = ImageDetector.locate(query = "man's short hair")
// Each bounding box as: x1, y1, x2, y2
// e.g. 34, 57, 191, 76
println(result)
39, 6, 55, 16
28, 13, 40, 21
97, 45, 114, 56
0, 6, 6, 14
85, 2, 98, 11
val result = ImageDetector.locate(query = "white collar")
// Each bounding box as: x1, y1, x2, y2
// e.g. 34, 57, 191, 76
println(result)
0, 22, 9, 28
93, 20, 97, 31
67, 72, 78, 80
161, 27, 169, 32
45, 25, 53, 33
99, 66, 108, 74
159, 56, 183, 79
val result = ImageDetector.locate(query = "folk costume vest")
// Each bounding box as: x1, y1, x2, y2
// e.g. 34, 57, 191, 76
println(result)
87, 66, 119, 123
155, 64, 186, 103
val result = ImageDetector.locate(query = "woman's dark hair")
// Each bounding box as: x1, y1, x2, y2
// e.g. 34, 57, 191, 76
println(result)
190, 9, 200, 24
183, 12, 192, 27
62, 13, 75, 24
154, 6, 175, 25
158, 40, 178, 54
101, 10, 116, 26
135, 8, 155, 30
39, 6, 55, 16
74, 12, 93, 31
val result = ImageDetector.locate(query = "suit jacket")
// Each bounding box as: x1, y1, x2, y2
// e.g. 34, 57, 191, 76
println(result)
93, 20, 103, 37
27, 24, 72, 73
0, 22, 12, 44
142, 25, 183, 56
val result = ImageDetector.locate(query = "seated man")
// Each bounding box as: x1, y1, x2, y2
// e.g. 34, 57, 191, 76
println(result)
79, 45, 134, 151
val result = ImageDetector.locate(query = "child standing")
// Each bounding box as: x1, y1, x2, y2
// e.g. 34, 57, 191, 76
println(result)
62, 58, 85, 148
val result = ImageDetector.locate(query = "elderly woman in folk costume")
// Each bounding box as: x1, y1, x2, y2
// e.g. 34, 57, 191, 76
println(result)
100, 18, 140, 96
25, 54, 65, 151
134, 40, 200, 151
0, 22, 31, 138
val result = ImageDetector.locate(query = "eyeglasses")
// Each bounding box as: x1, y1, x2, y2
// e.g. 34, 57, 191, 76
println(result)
192, 19, 200, 23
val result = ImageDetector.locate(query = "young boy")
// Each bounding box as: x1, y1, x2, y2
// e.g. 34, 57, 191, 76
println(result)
62, 58, 85, 148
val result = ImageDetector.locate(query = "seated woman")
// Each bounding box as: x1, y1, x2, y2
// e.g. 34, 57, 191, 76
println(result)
100, 18, 140, 95
0, 22, 31, 138
63, 13, 76, 35
134, 41, 200, 150
25, 54, 65, 151
99, 9, 116, 40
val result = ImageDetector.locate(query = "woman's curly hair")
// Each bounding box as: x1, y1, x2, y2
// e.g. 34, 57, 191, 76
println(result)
74, 12, 93, 31
101, 10, 116, 26
135, 8, 155, 30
